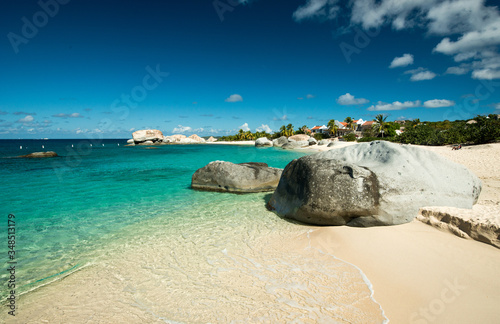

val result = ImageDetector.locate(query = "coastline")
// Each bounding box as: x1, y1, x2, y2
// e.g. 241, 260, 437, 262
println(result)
294, 142, 500, 322
4, 140, 499, 322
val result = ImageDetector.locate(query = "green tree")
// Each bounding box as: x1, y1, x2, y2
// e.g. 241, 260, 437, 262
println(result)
344, 117, 354, 131
373, 114, 388, 137
285, 123, 294, 137
327, 119, 338, 137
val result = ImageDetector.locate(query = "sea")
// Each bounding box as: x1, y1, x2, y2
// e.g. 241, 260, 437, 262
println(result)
0, 139, 387, 323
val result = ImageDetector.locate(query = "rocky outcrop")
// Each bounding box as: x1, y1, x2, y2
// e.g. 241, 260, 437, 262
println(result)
255, 137, 273, 147
192, 161, 282, 193
327, 142, 336, 147
308, 138, 318, 145
289, 134, 310, 142
318, 139, 332, 146
207, 136, 217, 142
272, 136, 289, 147
418, 202, 500, 249
281, 141, 309, 150
19, 151, 58, 158
189, 134, 206, 143
267, 141, 482, 227
127, 139, 134, 144
132, 129, 164, 144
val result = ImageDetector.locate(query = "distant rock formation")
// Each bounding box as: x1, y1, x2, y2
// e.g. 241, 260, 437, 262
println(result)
418, 202, 500, 249
19, 151, 58, 158
272, 136, 289, 147
267, 141, 482, 226
255, 137, 273, 147
288, 134, 310, 142
192, 161, 282, 193
207, 136, 217, 142
281, 141, 309, 149
189, 134, 206, 143
132, 129, 164, 144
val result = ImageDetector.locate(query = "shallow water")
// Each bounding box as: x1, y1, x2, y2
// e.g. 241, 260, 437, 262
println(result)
0, 139, 386, 322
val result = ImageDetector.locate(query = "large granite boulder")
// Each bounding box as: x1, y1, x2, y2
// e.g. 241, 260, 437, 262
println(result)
267, 141, 482, 227
281, 141, 309, 150
308, 138, 318, 145
132, 129, 164, 144
255, 137, 273, 147
192, 161, 282, 193
318, 139, 332, 146
289, 134, 310, 142
272, 136, 289, 147
19, 151, 58, 158
189, 134, 205, 143
207, 136, 217, 142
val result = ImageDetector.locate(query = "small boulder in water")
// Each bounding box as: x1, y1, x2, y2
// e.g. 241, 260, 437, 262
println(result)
19, 151, 58, 158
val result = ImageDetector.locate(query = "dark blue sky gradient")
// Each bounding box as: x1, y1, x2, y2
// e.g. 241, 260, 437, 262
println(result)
1, 0, 499, 138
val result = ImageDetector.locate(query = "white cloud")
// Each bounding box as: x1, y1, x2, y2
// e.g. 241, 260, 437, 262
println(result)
238, 123, 250, 131
367, 100, 421, 111
306, 94, 315, 99
445, 65, 470, 75
225, 94, 243, 102
293, 0, 340, 22
256, 124, 272, 133
337, 93, 369, 105
493, 103, 500, 114
472, 69, 500, 80
172, 125, 192, 133
52, 113, 83, 118
293, 0, 500, 79
405, 68, 437, 81
389, 53, 414, 68
17, 115, 34, 123
423, 99, 455, 108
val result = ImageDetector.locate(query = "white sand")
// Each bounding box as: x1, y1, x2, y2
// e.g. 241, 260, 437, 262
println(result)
297, 142, 500, 322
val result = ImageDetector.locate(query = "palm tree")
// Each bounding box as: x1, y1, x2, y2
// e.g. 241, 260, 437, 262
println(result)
373, 114, 387, 137
327, 119, 338, 137
344, 117, 354, 131
285, 123, 294, 137
279, 125, 287, 137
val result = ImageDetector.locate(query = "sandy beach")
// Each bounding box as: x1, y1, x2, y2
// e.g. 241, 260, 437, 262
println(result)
296, 142, 500, 323
5, 141, 499, 323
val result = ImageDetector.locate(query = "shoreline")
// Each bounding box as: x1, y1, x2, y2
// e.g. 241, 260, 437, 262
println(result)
294, 141, 500, 322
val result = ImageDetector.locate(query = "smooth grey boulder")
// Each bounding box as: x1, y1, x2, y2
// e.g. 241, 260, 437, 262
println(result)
318, 139, 331, 146
267, 141, 482, 227
19, 151, 58, 158
272, 136, 289, 147
127, 139, 134, 144
281, 141, 309, 150
327, 142, 336, 147
255, 137, 273, 147
308, 138, 318, 145
192, 161, 283, 193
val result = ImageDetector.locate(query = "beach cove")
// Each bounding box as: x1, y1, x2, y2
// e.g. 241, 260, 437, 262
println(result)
1, 139, 499, 323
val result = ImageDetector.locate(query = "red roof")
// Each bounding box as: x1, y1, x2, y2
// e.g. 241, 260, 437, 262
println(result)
311, 126, 322, 130
339, 122, 347, 126
362, 121, 375, 126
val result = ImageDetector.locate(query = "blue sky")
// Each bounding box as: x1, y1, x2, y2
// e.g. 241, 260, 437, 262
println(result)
1, 0, 500, 138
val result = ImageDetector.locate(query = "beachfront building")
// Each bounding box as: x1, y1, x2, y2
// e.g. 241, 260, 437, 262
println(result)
311, 125, 329, 135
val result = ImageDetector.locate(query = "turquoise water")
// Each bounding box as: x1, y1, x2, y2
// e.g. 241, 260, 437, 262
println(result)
0, 139, 307, 298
